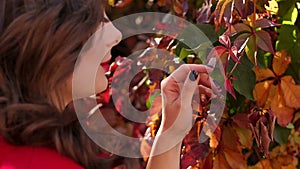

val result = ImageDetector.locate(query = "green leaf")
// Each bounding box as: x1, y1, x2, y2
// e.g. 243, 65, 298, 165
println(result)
146, 91, 160, 108
227, 91, 246, 115
232, 55, 256, 100
177, 24, 216, 50
277, 0, 296, 17
282, 7, 298, 25
179, 47, 193, 60
245, 36, 256, 64
282, 27, 300, 82
256, 49, 272, 69
276, 25, 300, 62
273, 124, 291, 145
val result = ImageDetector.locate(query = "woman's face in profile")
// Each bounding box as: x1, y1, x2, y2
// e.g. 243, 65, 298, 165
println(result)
69, 13, 122, 100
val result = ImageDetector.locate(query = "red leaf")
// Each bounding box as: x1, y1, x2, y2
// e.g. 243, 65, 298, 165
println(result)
259, 121, 271, 155
213, 46, 228, 56
196, 0, 213, 24
232, 113, 250, 129
224, 78, 236, 99
222, 126, 240, 151
114, 0, 133, 8
229, 46, 240, 62
233, 33, 250, 52
255, 30, 275, 54
234, 0, 254, 19
234, 0, 245, 17
214, 0, 234, 28
208, 46, 229, 65
202, 152, 213, 169
248, 108, 275, 156
254, 18, 281, 29
225, 23, 252, 36
219, 35, 231, 48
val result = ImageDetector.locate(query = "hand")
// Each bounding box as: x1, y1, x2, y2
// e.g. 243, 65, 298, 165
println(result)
158, 64, 214, 136
146, 64, 215, 169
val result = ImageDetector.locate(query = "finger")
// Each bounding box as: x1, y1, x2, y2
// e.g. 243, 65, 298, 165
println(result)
197, 85, 216, 98
198, 73, 212, 88
170, 64, 212, 84
180, 70, 200, 107
198, 73, 220, 93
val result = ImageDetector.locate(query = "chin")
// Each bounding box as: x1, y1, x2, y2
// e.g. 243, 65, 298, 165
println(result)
95, 77, 108, 94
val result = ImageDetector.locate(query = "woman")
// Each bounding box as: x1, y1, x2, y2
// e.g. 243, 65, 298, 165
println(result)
0, 0, 213, 168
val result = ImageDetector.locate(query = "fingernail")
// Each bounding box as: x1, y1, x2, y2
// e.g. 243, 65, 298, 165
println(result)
207, 58, 216, 69
206, 64, 214, 68
189, 70, 199, 81
213, 80, 221, 89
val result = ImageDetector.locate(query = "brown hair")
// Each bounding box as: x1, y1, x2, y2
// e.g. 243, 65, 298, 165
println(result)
0, 0, 121, 168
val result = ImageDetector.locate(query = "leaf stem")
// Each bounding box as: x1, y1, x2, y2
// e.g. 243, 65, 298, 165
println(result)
253, 0, 256, 22
228, 54, 243, 77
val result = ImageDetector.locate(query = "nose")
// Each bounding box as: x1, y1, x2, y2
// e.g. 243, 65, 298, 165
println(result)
106, 23, 122, 48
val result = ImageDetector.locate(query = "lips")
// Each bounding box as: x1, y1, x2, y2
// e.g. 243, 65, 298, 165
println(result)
100, 51, 112, 72
100, 59, 110, 72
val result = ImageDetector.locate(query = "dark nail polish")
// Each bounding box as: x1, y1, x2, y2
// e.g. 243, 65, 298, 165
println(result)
206, 64, 214, 68
189, 70, 198, 81
213, 80, 221, 89
207, 58, 216, 69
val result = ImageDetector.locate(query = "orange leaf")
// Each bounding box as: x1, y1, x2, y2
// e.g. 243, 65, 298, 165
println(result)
224, 149, 247, 169
253, 81, 276, 108
234, 126, 253, 149
157, 0, 167, 6
270, 86, 294, 126
209, 132, 219, 149
213, 151, 230, 169
222, 126, 241, 151
173, 0, 183, 15
140, 138, 152, 161
272, 50, 291, 76
253, 67, 275, 81
202, 120, 221, 149
281, 76, 300, 109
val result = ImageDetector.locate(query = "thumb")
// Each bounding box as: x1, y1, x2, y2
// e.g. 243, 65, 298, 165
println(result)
181, 70, 200, 105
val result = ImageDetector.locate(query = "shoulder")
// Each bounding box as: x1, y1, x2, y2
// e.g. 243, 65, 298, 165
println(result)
0, 137, 83, 169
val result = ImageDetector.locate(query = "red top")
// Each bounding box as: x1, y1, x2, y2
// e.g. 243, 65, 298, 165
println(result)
0, 137, 83, 169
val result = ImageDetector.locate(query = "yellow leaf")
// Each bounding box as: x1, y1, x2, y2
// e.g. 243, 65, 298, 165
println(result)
108, 0, 115, 6
281, 76, 300, 109
272, 50, 291, 76
246, 13, 259, 27
265, 0, 279, 15
209, 132, 219, 149
270, 86, 294, 126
